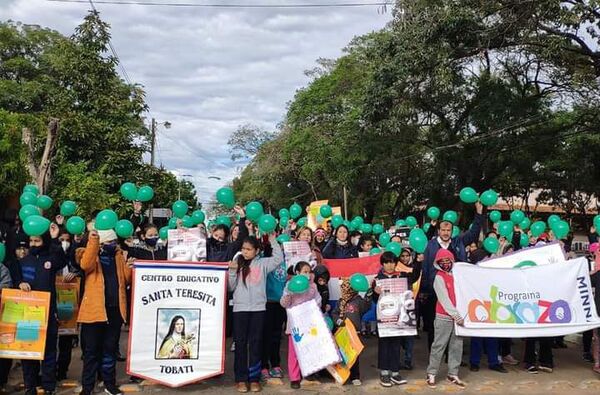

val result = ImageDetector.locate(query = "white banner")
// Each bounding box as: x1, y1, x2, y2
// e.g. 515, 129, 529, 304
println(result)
127, 261, 227, 387
477, 242, 565, 268
454, 257, 600, 337
167, 228, 206, 261
376, 278, 417, 337
286, 300, 341, 377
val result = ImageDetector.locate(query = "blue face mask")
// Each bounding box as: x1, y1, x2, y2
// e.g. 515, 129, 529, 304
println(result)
29, 246, 43, 256
146, 237, 159, 247
101, 242, 117, 255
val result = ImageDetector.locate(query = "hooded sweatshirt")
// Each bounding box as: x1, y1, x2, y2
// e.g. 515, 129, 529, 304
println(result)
432, 249, 460, 321
313, 265, 330, 311
228, 236, 283, 312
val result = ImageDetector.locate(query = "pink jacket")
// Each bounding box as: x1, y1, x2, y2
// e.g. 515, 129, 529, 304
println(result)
280, 282, 322, 334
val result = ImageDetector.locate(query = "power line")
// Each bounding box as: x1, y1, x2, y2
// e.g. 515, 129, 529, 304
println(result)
49, 0, 392, 8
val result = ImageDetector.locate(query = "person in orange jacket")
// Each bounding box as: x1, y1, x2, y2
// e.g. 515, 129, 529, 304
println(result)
77, 229, 131, 395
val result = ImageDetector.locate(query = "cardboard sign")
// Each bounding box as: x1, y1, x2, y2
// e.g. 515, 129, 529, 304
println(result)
326, 319, 364, 384
56, 277, 80, 335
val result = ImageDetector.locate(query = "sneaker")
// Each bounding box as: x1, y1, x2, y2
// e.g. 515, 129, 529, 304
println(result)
230, 342, 236, 352
426, 374, 436, 389
290, 381, 300, 389
502, 355, 519, 365
539, 365, 553, 373
583, 352, 594, 363
260, 369, 269, 382
526, 365, 538, 374
104, 387, 123, 395
490, 364, 508, 373
249, 382, 261, 392
351, 379, 362, 386
447, 375, 466, 387
379, 374, 392, 388
470, 364, 479, 372
390, 374, 407, 385
269, 367, 283, 378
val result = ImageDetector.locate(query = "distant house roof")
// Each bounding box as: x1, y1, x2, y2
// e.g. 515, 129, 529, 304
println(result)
489, 189, 598, 215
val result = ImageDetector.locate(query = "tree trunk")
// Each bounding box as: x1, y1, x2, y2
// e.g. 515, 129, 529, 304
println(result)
22, 118, 60, 195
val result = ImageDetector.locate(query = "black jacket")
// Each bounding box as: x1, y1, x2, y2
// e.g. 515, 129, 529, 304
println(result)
207, 217, 248, 262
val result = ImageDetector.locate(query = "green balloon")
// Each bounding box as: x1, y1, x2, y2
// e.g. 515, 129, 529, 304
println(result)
23, 184, 39, 196
593, 214, 600, 232
547, 214, 561, 227
480, 189, 498, 206
427, 206, 440, 220
361, 223, 372, 234
395, 219, 406, 228
23, 215, 50, 236
276, 234, 291, 243
20, 192, 38, 206
159, 226, 169, 241
483, 237, 499, 254
36, 195, 53, 210
168, 217, 178, 229
289, 203, 302, 220
409, 228, 427, 253
498, 221, 513, 238
279, 217, 289, 228
405, 216, 418, 228
0, 243, 5, 263
510, 210, 525, 225
352, 216, 364, 226
245, 201, 264, 222
489, 210, 501, 223
66, 216, 86, 235
278, 208, 290, 219
172, 200, 189, 219
423, 223, 431, 233
60, 201, 77, 217
442, 211, 458, 225
216, 187, 236, 209
95, 209, 118, 231
459, 187, 478, 204
192, 210, 206, 225
120, 182, 138, 201
519, 218, 531, 231
115, 219, 134, 238
345, 220, 355, 232
331, 214, 344, 229
19, 204, 40, 221
514, 260, 537, 268
136, 185, 154, 202
370, 247, 382, 255
325, 315, 334, 331
452, 226, 460, 238
386, 241, 402, 257
297, 217, 307, 228
319, 204, 333, 218
519, 232, 529, 247
530, 221, 546, 238
350, 218, 362, 230
258, 214, 277, 233
288, 275, 309, 293
216, 215, 232, 228
350, 273, 369, 292
551, 220, 570, 239
372, 224, 384, 235
182, 215, 195, 228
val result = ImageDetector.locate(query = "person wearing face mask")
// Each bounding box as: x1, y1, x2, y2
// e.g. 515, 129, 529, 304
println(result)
280, 262, 321, 389
78, 229, 132, 395
207, 206, 248, 262
321, 225, 358, 260
128, 224, 167, 261
13, 223, 66, 395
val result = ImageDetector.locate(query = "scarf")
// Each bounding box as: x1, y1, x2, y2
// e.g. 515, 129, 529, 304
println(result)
338, 278, 357, 321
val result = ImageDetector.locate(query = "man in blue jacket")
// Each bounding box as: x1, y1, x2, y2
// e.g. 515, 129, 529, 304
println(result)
420, 202, 484, 349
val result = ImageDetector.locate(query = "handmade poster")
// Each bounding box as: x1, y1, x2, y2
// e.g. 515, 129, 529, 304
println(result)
326, 319, 364, 384
167, 228, 207, 262
0, 289, 50, 360
307, 200, 342, 230
127, 261, 228, 387
454, 257, 600, 337
286, 300, 340, 377
282, 241, 313, 269
477, 242, 565, 268
323, 255, 380, 301
376, 278, 417, 337
56, 277, 80, 335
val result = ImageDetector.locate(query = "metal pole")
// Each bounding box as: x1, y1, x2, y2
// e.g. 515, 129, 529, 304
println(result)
343, 185, 348, 219
149, 118, 156, 223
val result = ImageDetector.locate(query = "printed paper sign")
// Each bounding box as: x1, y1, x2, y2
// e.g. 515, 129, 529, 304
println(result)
376, 278, 417, 337
286, 300, 340, 377
167, 228, 207, 262
0, 289, 50, 360
127, 261, 227, 387
282, 241, 313, 269
454, 257, 600, 337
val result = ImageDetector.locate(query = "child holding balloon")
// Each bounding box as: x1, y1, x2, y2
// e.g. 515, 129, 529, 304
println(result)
280, 262, 321, 389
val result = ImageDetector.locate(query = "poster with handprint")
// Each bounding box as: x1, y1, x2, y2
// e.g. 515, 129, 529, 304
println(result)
286, 300, 340, 376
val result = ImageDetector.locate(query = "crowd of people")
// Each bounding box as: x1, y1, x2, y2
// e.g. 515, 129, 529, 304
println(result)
0, 200, 599, 394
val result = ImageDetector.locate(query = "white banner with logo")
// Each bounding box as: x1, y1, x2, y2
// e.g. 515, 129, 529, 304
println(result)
454, 257, 600, 337
127, 261, 227, 387
477, 242, 565, 268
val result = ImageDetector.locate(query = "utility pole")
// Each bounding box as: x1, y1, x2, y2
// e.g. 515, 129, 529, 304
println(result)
149, 118, 156, 223
343, 185, 348, 219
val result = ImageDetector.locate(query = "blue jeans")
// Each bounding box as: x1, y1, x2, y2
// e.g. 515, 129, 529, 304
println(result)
470, 337, 499, 367
400, 337, 414, 365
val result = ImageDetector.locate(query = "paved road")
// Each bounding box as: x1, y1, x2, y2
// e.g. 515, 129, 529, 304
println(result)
7, 331, 600, 394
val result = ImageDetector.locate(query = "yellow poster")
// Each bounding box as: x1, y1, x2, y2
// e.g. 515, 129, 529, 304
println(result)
56, 278, 80, 336
325, 319, 364, 384
0, 289, 50, 360
307, 200, 342, 230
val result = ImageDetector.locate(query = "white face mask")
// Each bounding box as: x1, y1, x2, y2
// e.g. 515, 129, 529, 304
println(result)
61, 241, 70, 252
351, 237, 360, 246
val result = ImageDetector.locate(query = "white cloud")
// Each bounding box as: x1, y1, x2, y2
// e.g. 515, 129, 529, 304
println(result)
1, 0, 391, 203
